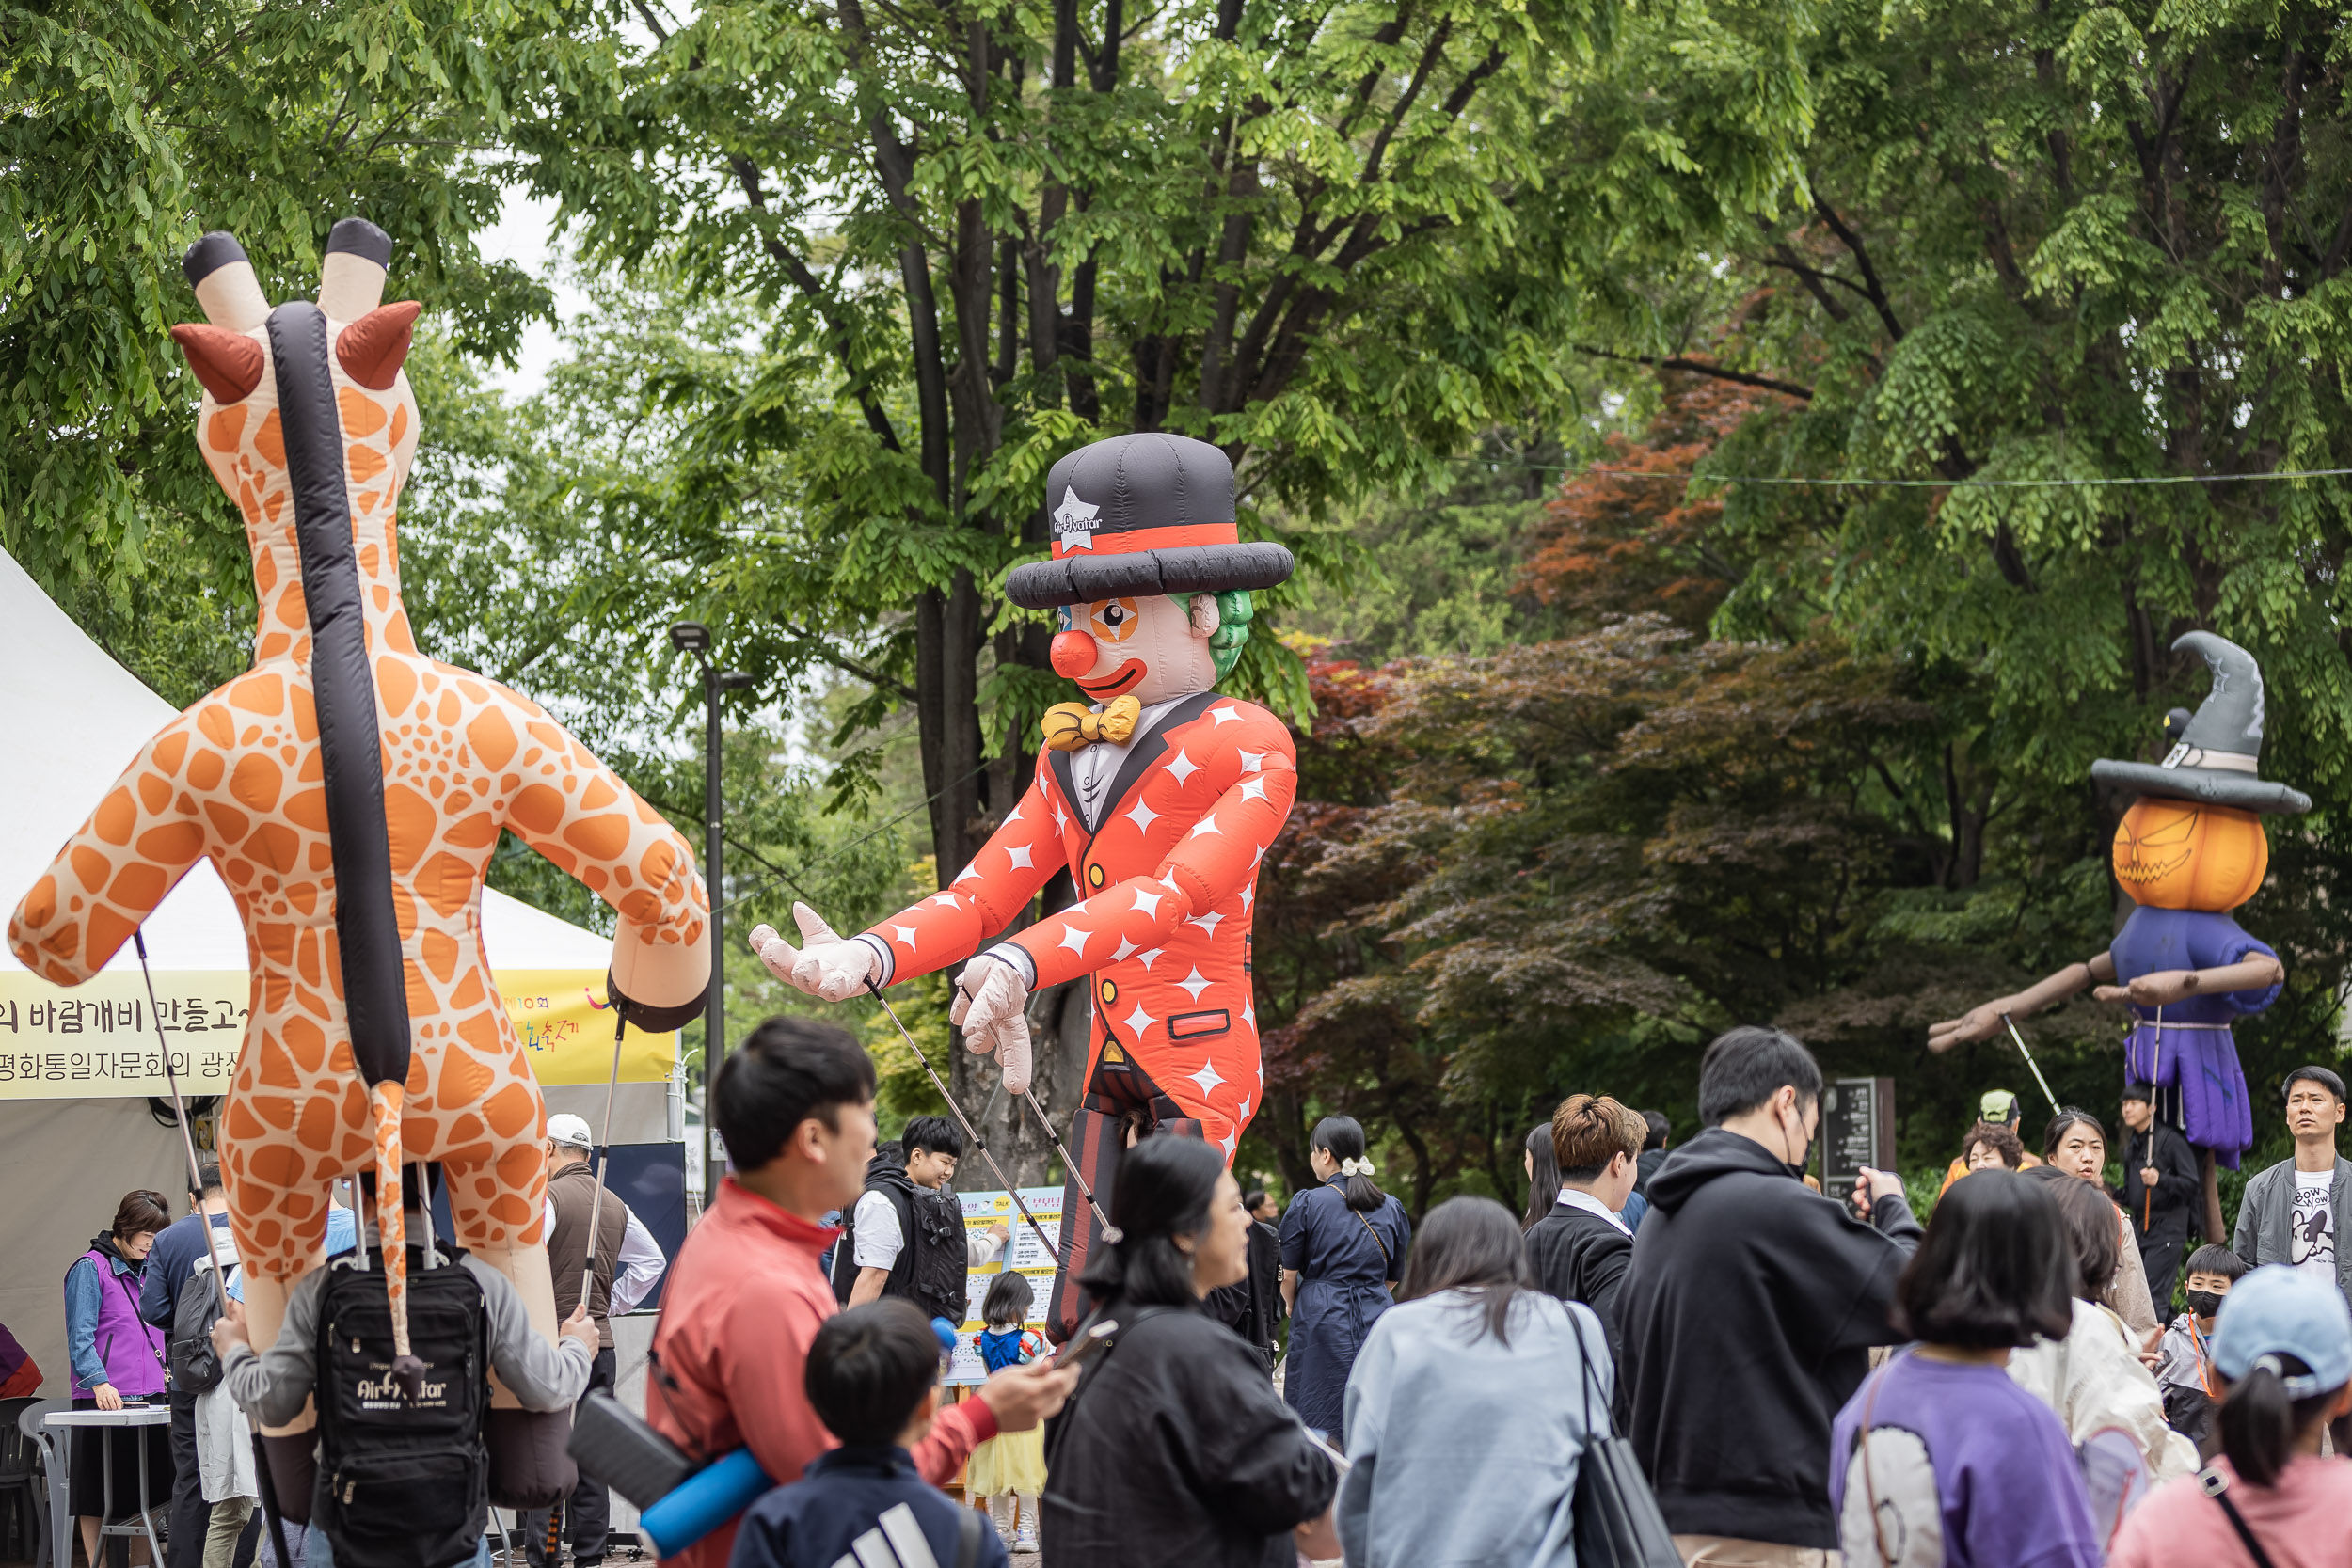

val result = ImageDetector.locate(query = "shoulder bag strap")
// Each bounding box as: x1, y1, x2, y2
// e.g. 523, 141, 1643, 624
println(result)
1855, 1357, 1899, 1568
1351, 1209, 1391, 1268
1567, 1304, 1608, 1441
956, 1501, 984, 1568
114, 1263, 167, 1369
642, 1349, 714, 1466
2201, 1467, 2280, 1568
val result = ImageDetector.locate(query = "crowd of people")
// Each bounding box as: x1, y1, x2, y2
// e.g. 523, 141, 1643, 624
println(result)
28, 1013, 2352, 1568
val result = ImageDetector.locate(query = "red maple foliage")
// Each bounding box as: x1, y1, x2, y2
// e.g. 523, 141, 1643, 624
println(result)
1521, 370, 1798, 629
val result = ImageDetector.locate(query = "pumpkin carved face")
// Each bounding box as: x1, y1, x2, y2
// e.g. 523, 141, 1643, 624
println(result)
2111, 800, 2268, 911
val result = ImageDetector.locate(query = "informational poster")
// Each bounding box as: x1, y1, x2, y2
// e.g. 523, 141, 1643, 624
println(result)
945, 1186, 1061, 1386
0, 967, 675, 1099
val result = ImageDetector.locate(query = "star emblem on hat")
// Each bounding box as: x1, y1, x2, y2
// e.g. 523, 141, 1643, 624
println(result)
1053, 486, 1102, 552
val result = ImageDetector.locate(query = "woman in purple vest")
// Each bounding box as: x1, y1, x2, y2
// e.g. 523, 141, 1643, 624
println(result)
64, 1189, 173, 1564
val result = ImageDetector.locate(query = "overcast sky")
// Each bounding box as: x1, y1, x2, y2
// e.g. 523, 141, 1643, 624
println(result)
471, 188, 581, 398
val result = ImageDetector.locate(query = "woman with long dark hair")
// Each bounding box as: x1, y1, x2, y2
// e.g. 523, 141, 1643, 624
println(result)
1829, 1170, 2100, 1566
1279, 1115, 1410, 1435
63, 1189, 173, 1567
1520, 1123, 1562, 1231
1337, 1196, 1611, 1567
2043, 1107, 2162, 1341
1042, 1137, 1338, 1566
2106, 1265, 2352, 1566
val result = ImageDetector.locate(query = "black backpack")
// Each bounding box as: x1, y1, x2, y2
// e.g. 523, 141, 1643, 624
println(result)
312, 1246, 491, 1568
834, 1168, 968, 1323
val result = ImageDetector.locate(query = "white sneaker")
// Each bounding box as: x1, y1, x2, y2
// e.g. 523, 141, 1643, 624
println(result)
1011, 1526, 1039, 1553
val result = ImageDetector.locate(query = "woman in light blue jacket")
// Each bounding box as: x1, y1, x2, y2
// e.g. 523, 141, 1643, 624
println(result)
1339, 1196, 1608, 1567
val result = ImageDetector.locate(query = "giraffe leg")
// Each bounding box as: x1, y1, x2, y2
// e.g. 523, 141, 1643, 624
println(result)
440, 1065, 557, 1408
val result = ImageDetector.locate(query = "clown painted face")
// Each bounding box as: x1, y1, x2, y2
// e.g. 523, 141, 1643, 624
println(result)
1050, 594, 1222, 706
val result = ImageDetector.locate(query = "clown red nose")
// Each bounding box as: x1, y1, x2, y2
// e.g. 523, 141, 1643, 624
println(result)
1051, 629, 1097, 677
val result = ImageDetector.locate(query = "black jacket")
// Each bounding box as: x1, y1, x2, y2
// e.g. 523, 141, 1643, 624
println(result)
1525, 1203, 1633, 1353
1618, 1127, 1922, 1550
1206, 1221, 1284, 1369
1043, 1302, 1336, 1568
1635, 1146, 1669, 1197
2121, 1120, 2201, 1243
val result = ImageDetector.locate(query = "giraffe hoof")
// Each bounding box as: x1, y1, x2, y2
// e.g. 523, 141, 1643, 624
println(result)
390, 1354, 427, 1402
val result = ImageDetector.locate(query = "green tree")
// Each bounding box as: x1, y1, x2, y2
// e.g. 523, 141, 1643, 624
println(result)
505, 0, 1818, 899
2, 0, 554, 628
1602, 0, 2352, 825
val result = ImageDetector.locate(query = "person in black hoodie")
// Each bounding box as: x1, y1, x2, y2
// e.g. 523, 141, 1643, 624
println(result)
1617, 1026, 1921, 1564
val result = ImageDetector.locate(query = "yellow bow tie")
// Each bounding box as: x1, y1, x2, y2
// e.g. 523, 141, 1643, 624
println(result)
1041, 694, 1142, 752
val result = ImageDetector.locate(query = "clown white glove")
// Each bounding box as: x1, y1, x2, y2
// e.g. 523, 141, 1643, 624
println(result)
747, 902, 882, 1003
951, 954, 1033, 1095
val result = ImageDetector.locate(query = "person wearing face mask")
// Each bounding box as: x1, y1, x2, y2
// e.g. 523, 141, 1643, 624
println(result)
1617, 1027, 1923, 1566
2154, 1241, 2249, 1457
2153, 1242, 2249, 1449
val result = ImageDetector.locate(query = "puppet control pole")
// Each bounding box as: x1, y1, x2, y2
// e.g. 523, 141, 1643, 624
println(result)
862, 981, 1064, 1266
1019, 1088, 1120, 1244
132, 930, 232, 1314
580, 1006, 628, 1307
2000, 1012, 2064, 1117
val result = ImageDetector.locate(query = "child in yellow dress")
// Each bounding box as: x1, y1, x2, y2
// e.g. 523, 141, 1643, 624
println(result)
967, 1271, 1048, 1552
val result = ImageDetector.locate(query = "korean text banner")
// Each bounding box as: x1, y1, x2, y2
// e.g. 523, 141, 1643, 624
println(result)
0, 967, 675, 1099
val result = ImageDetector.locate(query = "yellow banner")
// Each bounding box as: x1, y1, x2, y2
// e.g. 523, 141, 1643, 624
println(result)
0, 968, 675, 1100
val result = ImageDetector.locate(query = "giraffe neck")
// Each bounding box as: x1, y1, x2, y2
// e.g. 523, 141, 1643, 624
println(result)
246, 514, 411, 667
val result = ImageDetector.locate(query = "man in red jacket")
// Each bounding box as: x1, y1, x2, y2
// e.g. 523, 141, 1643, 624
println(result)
648, 1016, 1073, 1568
752, 433, 1300, 1333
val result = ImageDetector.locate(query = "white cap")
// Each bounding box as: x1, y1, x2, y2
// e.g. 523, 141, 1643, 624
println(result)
547, 1113, 595, 1150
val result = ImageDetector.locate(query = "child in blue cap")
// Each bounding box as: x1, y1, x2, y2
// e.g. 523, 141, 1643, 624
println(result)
2107, 1264, 2352, 1567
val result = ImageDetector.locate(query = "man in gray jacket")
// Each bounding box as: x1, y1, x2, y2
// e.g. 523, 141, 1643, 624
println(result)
2232, 1065, 2352, 1313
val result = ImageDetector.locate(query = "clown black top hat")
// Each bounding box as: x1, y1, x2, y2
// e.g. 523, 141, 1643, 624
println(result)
1004, 433, 1294, 610
2090, 630, 2312, 815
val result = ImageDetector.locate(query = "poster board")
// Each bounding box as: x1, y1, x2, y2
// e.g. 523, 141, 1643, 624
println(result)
945, 1186, 1062, 1386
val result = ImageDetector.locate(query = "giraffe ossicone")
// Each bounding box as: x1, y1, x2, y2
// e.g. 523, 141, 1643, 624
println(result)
8, 217, 711, 1436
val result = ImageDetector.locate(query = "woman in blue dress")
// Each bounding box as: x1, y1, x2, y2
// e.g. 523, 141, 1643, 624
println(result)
1279, 1115, 1410, 1434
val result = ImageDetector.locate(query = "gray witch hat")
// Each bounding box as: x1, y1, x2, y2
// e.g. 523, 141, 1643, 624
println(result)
2090, 630, 2312, 815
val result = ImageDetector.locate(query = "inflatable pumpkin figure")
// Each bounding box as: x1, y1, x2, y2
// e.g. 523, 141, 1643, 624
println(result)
8, 221, 710, 1475
751, 432, 1298, 1336
1931, 630, 2308, 1242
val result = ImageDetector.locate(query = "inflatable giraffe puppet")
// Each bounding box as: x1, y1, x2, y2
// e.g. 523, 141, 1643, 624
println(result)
8, 222, 711, 1421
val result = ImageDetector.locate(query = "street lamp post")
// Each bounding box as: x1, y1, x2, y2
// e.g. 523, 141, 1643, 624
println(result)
670, 621, 752, 1205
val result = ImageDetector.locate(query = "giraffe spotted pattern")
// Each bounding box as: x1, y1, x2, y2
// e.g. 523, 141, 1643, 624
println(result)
8, 255, 708, 1291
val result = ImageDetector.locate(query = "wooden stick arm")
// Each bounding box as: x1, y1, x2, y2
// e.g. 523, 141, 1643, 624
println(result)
1928, 954, 2111, 1051
2095, 955, 2286, 1007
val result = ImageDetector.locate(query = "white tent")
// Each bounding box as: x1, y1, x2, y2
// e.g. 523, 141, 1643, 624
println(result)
0, 546, 675, 1398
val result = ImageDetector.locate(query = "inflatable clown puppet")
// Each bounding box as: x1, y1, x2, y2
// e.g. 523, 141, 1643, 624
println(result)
1931, 631, 2308, 1243
754, 433, 1297, 1333
9, 222, 710, 1487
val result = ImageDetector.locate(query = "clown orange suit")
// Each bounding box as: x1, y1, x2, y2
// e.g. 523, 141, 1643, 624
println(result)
860, 689, 1297, 1156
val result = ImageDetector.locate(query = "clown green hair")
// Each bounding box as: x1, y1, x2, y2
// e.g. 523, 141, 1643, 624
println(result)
1186, 589, 1253, 679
